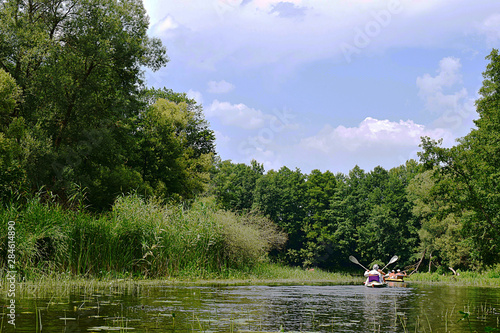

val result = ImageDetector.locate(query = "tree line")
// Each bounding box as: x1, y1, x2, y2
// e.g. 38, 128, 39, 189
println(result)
0, 0, 499, 273
211, 159, 421, 270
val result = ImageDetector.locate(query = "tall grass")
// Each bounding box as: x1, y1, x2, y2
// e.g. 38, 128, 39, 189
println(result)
0, 194, 287, 280
406, 267, 500, 287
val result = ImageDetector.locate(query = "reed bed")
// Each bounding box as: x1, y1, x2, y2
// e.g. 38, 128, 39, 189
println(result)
0, 194, 287, 280
6, 263, 360, 300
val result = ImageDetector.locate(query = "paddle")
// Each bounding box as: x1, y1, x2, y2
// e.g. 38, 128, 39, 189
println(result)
349, 255, 369, 271
381, 255, 398, 271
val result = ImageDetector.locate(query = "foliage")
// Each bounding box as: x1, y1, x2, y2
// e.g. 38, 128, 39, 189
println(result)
253, 166, 307, 262
418, 49, 500, 268
213, 160, 421, 271
0, 68, 21, 128
407, 170, 473, 269
131, 96, 215, 201
0, 0, 169, 208
211, 159, 264, 211
0, 194, 286, 278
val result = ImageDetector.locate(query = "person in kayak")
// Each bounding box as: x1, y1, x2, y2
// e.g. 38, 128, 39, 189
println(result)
396, 269, 407, 278
364, 264, 385, 284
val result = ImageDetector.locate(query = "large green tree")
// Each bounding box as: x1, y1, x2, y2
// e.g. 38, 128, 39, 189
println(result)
299, 169, 338, 268
407, 170, 473, 269
0, 0, 170, 208
133, 96, 215, 201
357, 162, 420, 266
0, 68, 28, 201
419, 49, 500, 267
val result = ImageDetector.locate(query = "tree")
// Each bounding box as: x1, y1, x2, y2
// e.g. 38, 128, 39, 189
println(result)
418, 49, 500, 267
141, 88, 215, 158
253, 167, 306, 263
333, 162, 420, 270
0, 69, 27, 201
211, 159, 264, 211
407, 170, 473, 269
132, 97, 215, 201
0, 68, 21, 129
300, 169, 338, 268
0, 0, 168, 208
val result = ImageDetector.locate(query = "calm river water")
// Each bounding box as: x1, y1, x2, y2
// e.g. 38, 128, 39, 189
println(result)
3, 282, 500, 332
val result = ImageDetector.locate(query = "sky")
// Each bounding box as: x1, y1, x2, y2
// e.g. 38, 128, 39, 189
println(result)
142, 0, 500, 174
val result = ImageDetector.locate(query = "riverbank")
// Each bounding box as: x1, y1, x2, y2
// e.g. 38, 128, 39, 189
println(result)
4, 262, 500, 300
405, 269, 500, 287
4, 263, 361, 297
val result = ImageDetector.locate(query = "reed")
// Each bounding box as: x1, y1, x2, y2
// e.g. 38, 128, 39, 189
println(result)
0, 194, 286, 280
248, 262, 359, 283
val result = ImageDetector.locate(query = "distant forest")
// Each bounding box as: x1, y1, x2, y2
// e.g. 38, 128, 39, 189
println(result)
1, 0, 499, 274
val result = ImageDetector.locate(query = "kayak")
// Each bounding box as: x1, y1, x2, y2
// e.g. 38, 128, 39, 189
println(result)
385, 278, 404, 282
365, 281, 387, 288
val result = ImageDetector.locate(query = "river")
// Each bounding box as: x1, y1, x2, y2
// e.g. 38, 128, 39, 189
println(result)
3, 282, 500, 332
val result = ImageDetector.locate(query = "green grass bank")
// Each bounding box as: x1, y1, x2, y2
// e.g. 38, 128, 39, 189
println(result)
405, 268, 500, 287
8, 263, 358, 298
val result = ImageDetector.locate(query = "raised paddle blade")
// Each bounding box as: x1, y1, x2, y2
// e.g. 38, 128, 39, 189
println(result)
382, 255, 399, 270
348, 255, 359, 264
349, 255, 368, 271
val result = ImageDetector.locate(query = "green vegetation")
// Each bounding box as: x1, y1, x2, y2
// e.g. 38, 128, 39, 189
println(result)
213, 159, 422, 270
406, 266, 500, 287
12, 263, 359, 297
0, 194, 286, 279
416, 49, 500, 269
0, 0, 499, 279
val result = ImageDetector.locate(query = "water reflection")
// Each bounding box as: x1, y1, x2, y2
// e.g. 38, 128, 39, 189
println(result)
2, 283, 499, 332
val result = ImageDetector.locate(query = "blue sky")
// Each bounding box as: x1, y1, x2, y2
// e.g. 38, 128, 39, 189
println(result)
143, 0, 500, 174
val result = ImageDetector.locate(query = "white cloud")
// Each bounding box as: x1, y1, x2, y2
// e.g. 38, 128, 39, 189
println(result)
213, 130, 231, 144
156, 15, 179, 33
479, 14, 500, 44
223, 117, 454, 174
416, 57, 476, 133
144, 0, 498, 71
416, 57, 462, 99
301, 117, 453, 153
206, 100, 274, 129
207, 80, 235, 93
275, 116, 455, 173
186, 89, 204, 104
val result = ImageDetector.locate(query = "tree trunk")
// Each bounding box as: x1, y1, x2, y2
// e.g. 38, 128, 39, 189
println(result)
428, 251, 433, 273
410, 249, 426, 276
